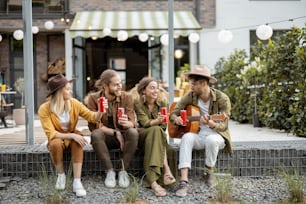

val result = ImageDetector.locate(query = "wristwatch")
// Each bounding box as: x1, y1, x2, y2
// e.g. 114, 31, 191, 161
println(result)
113, 129, 117, 137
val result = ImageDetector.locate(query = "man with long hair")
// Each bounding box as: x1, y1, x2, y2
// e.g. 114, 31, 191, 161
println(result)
86, 69, 139, 188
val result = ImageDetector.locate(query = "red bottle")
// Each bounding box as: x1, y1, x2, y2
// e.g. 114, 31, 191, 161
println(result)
161, 107, 168, 123
180, 110, 187, 126
98, 97, 106, 112
118, 107, 125, 119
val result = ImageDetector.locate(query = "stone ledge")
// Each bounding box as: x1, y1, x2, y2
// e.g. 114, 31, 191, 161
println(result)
0, 142, 306, 178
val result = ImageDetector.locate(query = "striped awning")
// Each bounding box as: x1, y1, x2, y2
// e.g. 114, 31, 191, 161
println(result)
69, 11, 201, 38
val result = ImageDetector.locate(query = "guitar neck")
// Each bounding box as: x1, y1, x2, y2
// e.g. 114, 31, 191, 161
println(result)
187, 116, 201, 122
187, 114, 227, 122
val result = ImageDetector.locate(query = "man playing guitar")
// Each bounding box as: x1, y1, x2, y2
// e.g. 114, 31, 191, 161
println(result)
169, 65, 232, 197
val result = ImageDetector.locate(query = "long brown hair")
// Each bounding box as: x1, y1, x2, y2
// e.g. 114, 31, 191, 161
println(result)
95, 69, 118, 90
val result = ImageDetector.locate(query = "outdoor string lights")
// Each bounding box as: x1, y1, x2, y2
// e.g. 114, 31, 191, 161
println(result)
218, 30, 233, 44
44, 20, 54, 30
32, 26, 39, 34
256, 24, 273, 40
188, 33, 200, 43
103, 28, 112, 36
117, 30, 128, 41
138, 33, 149, 42
160, 34, 169, 45
216, 15, 306, 44
13, 29, 23, 40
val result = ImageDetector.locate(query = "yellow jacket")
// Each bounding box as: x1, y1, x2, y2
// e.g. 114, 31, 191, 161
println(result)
38, 98, 98, 141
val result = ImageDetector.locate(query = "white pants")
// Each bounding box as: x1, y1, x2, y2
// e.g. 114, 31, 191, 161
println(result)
178, 131, 225, 169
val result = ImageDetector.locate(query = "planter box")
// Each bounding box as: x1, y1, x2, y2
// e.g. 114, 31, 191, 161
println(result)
13, 109, 25, 125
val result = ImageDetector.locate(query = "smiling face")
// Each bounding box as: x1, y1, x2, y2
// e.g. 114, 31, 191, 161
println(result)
142, 81, 159, 101
62, 83, 72, 100
104, 73, 122, 98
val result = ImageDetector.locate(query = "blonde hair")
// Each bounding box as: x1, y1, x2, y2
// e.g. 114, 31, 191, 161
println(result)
49, 86, 70, 114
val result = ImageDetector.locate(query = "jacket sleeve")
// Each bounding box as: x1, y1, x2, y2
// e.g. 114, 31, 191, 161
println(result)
86, 93, 99, 131
169, 93, 190, 123
134, 99, 151, 128
38, 102, 58, 141
212, 92, 231, 132
72, 98, 97, 123
124, 93, 137, 128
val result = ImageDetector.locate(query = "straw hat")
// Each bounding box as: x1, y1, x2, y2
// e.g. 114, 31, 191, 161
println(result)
186, 65, 217, 83
46, 74, 74, 97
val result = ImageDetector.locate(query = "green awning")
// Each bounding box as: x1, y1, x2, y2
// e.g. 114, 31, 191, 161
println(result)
69, 11, 201, 38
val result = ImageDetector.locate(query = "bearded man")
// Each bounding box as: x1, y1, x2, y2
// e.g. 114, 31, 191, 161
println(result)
87, 69, 139, 188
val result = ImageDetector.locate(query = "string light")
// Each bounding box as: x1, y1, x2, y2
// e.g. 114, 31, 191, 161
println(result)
219, 16, 306, 32
206, 16, 306, 41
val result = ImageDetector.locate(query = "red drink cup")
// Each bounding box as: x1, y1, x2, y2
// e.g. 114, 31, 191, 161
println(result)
161, 107, 168, 123
118, 107, 125, 119
180, 110, 187, 126
98, 97, 106, 112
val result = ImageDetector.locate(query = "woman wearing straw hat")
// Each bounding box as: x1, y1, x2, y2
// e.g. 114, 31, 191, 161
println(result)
38, 74, 102, 197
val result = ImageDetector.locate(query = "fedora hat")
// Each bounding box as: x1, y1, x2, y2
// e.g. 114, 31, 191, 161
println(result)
186, 65, 217, 83
46, 74, 74, 97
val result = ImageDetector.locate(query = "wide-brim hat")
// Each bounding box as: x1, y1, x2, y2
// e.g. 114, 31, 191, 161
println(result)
186, 65, 217, 83
46, 74, 74, 97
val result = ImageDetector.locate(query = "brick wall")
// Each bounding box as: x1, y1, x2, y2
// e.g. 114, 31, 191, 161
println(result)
0, 0, 216, 109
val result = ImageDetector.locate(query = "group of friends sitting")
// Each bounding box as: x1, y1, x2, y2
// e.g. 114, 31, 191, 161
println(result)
38, 65, 232, 198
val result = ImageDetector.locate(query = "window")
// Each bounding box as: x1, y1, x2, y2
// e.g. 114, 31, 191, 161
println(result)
109, 58, 126, 84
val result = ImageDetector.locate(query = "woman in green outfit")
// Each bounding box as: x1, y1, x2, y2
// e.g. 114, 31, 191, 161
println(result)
134, 77, 177, 197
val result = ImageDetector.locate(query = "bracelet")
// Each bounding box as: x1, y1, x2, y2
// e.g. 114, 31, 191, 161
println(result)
113, 129, 117, 137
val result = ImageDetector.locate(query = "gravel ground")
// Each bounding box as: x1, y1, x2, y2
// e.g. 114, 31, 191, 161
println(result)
1, 175, 305, 204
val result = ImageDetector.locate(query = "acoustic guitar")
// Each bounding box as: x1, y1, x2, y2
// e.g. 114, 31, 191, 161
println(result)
168, 102, 227, 138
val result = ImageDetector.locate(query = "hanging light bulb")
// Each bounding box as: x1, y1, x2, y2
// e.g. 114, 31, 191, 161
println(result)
218, 30, 233, 44
138, 33, 149, 42
160, 34, 169, 46
103, 28, 112, 36
188, 33, 200, 43
117, 30, 128, 41
13, 30, 24, 40
256, 24, 273, 40
91, 36, 98, 40
0, 34, 2, 42
174, 49, 184, 59
44, 20, 54, 30
32, 26, 39, 34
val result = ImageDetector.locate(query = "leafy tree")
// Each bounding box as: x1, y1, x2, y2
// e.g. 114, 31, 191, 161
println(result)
213, 49, 249, 122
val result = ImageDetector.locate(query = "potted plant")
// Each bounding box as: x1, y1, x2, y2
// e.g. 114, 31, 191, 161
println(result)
13, 77, 25, 125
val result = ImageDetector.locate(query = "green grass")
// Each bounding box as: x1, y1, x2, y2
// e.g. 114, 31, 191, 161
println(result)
280, 169, 306, 203
39, 162, 72, 204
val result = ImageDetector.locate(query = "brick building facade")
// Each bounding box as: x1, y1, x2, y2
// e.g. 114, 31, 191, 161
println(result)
0, 0, 215, 111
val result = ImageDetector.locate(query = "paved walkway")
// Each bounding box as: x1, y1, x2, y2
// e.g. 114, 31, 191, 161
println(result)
0, 118, 306, 148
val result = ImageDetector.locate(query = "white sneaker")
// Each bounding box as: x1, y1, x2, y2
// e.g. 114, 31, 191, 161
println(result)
73, 180, 87, 197
55, 173, 66, 190
104, 170, 116, 188
118, 170, 130, 188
